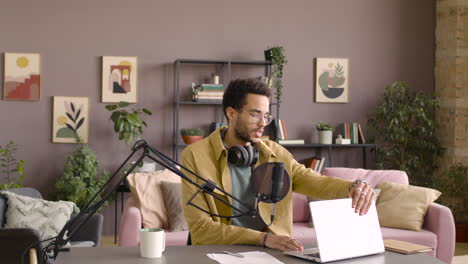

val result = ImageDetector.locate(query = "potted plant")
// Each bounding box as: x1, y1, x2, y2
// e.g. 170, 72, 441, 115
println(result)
433, 163, 468, 242
367, 81, 443, 187
316, 122, 334, 144
52, 144, 110, 212
105, 101, 155, 171
180, 128, 205, 144
0, 141, 25, 190
264, 46, 287, 104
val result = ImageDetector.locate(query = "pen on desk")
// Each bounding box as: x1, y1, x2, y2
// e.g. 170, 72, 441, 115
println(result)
223, 251, 244, 258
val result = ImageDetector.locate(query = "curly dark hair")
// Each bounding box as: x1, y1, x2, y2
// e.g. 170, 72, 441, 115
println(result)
222, 78, 272, 120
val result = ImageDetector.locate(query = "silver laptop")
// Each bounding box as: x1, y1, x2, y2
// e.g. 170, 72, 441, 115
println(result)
284, 198, 384, 263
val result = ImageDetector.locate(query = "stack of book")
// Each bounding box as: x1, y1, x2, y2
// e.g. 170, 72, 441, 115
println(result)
304, 157, 326, 173
342, 122, 366, 144
194, 84, 224, 103
277, 119, 305, 145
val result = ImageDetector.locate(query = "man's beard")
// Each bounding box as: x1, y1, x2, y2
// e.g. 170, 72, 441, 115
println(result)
234, 121, 254, 143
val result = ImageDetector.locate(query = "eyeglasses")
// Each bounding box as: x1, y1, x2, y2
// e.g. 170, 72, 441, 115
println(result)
240, 110, 273, 125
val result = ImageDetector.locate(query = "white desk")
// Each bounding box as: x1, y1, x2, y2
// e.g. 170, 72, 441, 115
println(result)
55, 245, 444, 264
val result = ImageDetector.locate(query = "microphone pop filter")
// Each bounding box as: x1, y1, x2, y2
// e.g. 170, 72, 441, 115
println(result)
252, 162, 290, 203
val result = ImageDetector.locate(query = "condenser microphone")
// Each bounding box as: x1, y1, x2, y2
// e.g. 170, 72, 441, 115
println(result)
252, 162, 290, 225
269, 162, 285, 223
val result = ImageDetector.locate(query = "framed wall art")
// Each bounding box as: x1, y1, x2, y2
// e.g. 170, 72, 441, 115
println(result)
3, 52, 41, 100
102, 56, 138, 103
315, 57, 349, 103
52, 96, 89, 144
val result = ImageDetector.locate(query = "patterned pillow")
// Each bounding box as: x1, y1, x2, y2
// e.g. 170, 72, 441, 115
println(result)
0, 191, 79, 240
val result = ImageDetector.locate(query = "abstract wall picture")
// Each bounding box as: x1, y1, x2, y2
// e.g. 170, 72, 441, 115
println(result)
52, 96, 89, 144
315, 58, 349, 103
4, 53, 41, 100
102, 56, 137, 103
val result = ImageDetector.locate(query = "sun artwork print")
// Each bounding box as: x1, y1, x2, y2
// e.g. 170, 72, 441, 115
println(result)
4, 53, 41, 100
315, 58, 349, 103
52, 96, 89, 143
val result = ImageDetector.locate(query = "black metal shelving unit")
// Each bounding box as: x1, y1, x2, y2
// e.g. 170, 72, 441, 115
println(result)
173, 59, 274, 160
280, 143, 379, 169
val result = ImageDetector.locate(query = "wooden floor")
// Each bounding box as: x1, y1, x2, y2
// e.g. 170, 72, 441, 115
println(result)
100, 236, 468, 256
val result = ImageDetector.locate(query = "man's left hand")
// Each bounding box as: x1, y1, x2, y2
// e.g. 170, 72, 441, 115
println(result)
347, 181, 375, 215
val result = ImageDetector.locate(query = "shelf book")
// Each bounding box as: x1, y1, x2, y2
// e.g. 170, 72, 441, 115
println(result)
304, 157, 326, 173
342, 122, 366, 144
277, 139, 305, 145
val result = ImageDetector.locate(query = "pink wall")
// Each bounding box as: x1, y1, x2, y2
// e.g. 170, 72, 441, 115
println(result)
0, 0, 435, 235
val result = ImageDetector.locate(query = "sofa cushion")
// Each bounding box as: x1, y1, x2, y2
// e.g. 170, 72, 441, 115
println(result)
165, 230, 190, 246
127, 169, 181, 229
0, 191, 79, 240
160, 181, 188, 232
292, 222, 317, 245
321, 168, 409, 188
292, 192, 310, 223
376, 182, 441, 231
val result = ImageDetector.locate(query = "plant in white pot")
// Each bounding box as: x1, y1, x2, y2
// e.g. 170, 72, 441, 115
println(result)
316, 122, 335, 144
105, 101, 155, 172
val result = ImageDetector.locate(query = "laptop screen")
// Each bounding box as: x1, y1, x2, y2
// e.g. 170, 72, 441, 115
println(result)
309, 198, 384, 262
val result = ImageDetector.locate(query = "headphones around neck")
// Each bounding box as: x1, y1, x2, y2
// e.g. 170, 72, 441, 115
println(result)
221, 128, 259, 167
227, 144, 259, 167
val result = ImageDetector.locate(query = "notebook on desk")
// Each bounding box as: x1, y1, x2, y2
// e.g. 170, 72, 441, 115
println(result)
284, 198, 385, 263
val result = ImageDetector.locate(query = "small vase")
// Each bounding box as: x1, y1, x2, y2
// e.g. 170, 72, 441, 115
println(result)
318, 130, 333, 144
182, 136, 204, 145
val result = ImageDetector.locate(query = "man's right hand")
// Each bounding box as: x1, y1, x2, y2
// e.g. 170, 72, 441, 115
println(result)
260, 233, 304, 252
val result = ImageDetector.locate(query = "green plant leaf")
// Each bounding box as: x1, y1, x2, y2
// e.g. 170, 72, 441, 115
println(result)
110, 111, 121, 122
105, 105, 118, 111
142, 109, 152, 115
70, 102, 75, 113
118, 101, 130, 108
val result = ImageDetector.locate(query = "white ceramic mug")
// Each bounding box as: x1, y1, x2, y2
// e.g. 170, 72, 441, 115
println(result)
139, 228, 165, 258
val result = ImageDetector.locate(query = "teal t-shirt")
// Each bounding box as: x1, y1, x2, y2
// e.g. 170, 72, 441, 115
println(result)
228, 162, 266, 231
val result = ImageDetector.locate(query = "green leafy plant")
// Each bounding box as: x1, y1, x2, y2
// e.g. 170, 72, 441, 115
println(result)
0, 141, 25, 190
265, 46, 287, 102
433, 163, 468, 222
367, 81, 444, 187
105, 101, 152, 146
316, 122, 335, 131
180, 128, 205, 137
53, 144, 110, 212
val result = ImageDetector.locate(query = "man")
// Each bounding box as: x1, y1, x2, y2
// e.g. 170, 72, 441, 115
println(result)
181, 78, 374, 251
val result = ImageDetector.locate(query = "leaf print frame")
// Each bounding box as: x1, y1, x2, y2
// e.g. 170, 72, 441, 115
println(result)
52, 96, 89, 143
315, 57, 349, 103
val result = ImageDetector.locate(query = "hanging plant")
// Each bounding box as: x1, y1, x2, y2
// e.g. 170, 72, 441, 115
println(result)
265, 46, 287, 103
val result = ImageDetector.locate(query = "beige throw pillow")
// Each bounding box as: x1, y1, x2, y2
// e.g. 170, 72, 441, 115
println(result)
376, 182, 441, 231
160, 181, 188, 232
127, 169, 181, 229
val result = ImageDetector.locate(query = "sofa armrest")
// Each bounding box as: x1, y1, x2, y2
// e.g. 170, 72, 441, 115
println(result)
69, 213, 104, 247
422, 203, 455, 264
0, 228, 46, 264
118, 197, 142, 247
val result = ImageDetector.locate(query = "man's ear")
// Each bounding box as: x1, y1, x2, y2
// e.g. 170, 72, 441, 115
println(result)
226, 107, 237, 122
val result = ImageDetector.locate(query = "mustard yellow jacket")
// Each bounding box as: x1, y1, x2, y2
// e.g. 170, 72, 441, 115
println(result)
181, 128, 351, 245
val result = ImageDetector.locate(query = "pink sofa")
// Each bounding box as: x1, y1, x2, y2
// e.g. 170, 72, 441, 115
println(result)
119, 167, 455, 263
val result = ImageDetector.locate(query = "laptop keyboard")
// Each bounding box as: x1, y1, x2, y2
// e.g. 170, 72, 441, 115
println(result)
305, 252, 320, 258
